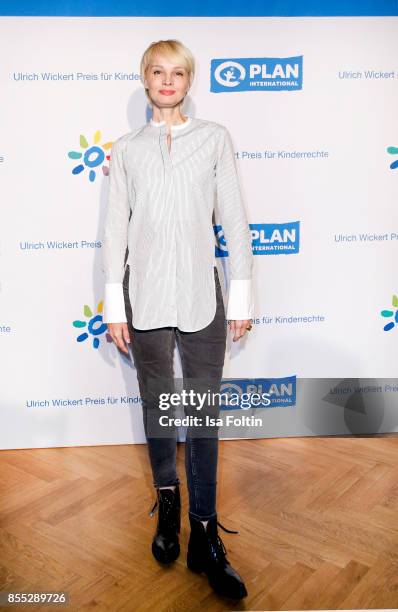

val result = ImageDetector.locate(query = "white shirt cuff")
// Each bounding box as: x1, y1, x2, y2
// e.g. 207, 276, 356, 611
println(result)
103, 283, 127, 323
226, 279, 254, 320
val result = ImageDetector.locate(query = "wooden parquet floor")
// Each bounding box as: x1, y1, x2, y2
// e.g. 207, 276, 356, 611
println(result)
1, 435, 398, 611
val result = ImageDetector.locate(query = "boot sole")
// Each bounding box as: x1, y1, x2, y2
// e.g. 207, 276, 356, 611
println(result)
208, 575, 248, 599
187, 556, 248, 599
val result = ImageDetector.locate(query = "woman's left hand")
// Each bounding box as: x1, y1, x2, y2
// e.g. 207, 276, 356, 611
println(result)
228, 319, 253, 342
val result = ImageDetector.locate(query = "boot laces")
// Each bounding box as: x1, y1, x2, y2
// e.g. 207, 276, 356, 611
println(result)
217, 520, 239, 534
213, 532, 227, 559
149, 489, 179, 523
149, 499, 158, 517
149, 489, 180, 535
208, 520, 238, 562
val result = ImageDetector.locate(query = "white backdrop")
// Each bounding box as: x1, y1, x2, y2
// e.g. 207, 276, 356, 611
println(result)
1, 16, 398, 449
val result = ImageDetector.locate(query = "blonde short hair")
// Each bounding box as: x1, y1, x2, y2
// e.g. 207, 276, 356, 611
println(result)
140, 39, 195, 103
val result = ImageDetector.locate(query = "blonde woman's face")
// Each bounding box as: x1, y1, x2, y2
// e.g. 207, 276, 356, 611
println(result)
144, 53, 190, 108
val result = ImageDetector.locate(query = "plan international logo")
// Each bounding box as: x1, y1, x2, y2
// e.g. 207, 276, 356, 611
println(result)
210, 56, 303, 92
214, 221, 300, 257
220, 376, 296, 410
68, 130, 113, 182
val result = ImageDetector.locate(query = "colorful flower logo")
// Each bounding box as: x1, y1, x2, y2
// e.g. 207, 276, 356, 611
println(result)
68, 131, 113, 182
73, 301, 110, 348
387, 146, 398, 170
381, 294, 398, 332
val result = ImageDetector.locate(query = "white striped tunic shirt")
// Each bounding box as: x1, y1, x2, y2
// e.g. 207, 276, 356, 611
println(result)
102, 115, 254, 331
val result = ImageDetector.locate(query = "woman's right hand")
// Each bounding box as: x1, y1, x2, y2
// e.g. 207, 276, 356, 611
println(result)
107, 322, 131, 354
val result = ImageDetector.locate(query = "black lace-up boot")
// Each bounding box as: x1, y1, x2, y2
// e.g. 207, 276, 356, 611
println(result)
187, 513, 248, 599
149, 485, 181, 564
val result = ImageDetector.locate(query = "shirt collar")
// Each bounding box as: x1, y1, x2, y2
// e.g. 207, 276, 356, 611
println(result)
149, 116, 192, 130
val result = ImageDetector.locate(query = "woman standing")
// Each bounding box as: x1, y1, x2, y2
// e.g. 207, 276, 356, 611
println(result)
102, 39, 254, 600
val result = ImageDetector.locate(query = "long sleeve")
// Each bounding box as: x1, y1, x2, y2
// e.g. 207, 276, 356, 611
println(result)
102, 136, 130, 324
215, 126, 254, 320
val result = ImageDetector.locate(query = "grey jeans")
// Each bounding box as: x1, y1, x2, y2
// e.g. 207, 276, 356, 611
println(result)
123, 266, 227, 520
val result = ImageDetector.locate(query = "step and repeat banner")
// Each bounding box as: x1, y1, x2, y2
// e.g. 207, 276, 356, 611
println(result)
1, 6, 398, 449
